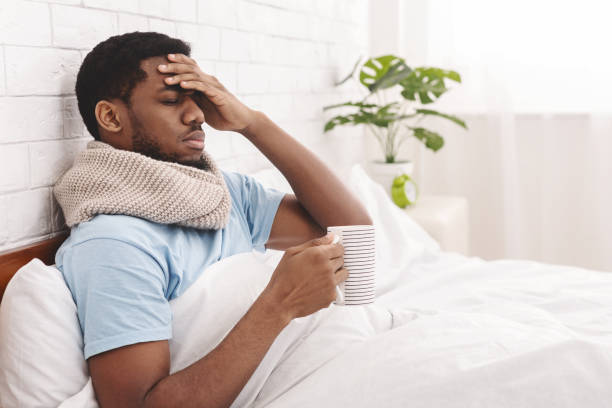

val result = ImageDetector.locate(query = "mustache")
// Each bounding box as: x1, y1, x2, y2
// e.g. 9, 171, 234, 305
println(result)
181, 125, 204, 139
188, 125, 203, 132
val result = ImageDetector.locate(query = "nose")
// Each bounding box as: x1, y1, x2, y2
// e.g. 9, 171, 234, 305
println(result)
183, 95, 205, 125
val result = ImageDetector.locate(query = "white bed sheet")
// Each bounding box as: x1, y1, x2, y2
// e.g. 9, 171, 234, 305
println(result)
246, 165, 612, 407
251, 252, 612, 407
59, 250, 612, 408
8, 164, 612, 407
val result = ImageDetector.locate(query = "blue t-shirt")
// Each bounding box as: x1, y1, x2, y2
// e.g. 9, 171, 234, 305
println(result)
55, 170, 285, 359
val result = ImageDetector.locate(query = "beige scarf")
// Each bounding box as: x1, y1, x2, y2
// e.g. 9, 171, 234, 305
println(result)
53, 140, 231, 230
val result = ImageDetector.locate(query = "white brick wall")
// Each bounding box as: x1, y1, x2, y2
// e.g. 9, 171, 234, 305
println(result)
84, 0, 139, 14
52, 5, 118, 49
0, 0, 369, 252
0, 48, 5, 95
0, 1, 51, 46
5, 46, 81, 95
118, 12, 149, 33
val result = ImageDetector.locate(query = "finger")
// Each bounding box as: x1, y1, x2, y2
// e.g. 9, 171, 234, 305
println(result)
314, 238, 343, 259
180, 82, 225, 111
330, 256, 344, 272
288, 233, 335, 254
167, 53, 197, 65
196, 93, 222, 118
175, 71, 221, 90
158, 63, 217, 86
159, 62, 211, 77
164, 73, 200, 85
326, 242, 344, 259
160, 66, 228, 95
334, 267, 350, 285
179, 80, 222, 100
158, 63, 192, 75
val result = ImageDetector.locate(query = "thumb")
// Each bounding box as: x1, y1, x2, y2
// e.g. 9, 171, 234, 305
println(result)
290, 232, 335, 253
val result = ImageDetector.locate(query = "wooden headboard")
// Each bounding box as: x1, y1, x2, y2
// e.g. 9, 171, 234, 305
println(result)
0, 232, 69, 303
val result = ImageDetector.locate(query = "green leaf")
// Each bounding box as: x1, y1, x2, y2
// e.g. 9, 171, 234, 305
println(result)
415, 109, 468, 129
334, 56, 363, 86
323, 103, 412, 132
400, 67, 461, 104
323, 101, 378, 111
418, 67, 461, 83
324, 115, 352, 132
324, 112, 379, 132
369, 61, 412, 93
377, 101, 400, 114
411, 127, 445, 152
359, 55, 411, 92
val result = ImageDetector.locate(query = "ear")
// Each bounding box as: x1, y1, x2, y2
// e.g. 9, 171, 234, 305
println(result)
95, 100, 123, 133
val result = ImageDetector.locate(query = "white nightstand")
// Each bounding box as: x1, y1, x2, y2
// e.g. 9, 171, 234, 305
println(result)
404, 195, 470, 255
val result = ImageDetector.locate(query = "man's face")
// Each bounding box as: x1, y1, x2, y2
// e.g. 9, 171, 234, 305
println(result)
104, 56, 209, 170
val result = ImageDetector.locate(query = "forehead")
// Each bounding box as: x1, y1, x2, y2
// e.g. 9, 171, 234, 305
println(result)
134, 56, 173, 94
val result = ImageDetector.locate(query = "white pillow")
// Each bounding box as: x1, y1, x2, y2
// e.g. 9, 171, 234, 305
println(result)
250, 163, 439, 255
168, 252, 274, 373
346, 164, 441, 295
0, 258, 88, 407
0, 252, 283, 407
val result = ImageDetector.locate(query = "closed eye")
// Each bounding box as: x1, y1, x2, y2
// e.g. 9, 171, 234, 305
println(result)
161, 89, 196, 105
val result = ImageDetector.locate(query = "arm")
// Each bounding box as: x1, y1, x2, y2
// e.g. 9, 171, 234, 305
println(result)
89, 235, 347, 407
158, 53, 372, 250
239, 111, 373, 230
91, 288, 288, 408
146, 292, 289, 408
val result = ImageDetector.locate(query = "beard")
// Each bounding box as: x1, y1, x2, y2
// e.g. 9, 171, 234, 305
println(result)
128, 108, 210, 172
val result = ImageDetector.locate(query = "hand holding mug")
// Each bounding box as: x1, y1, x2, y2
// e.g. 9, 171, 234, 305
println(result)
263, 233, 348, 320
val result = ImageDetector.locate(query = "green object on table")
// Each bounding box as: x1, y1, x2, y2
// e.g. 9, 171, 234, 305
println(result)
391, 174, 419, 208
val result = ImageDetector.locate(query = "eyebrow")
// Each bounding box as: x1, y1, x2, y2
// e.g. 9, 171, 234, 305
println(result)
156, 84, 183, 94
156, 85, 197, 97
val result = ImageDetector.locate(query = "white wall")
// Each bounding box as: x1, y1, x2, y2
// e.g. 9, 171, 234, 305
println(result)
0, 0, 369, 253
369, 0, 612, 272
368, 0, 399, 56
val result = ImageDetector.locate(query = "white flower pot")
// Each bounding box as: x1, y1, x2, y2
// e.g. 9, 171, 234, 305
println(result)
365, 160, 414, 198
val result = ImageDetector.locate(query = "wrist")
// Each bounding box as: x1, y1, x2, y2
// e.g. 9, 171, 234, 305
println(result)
256, 288, 293, 328
238, 110, 268, 140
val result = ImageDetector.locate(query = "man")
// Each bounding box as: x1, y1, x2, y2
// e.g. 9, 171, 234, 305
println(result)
54, 32, 372, 407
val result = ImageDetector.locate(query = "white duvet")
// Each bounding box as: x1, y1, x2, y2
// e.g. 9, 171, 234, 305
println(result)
6, 165, 612, 407
251, 258, 612, 407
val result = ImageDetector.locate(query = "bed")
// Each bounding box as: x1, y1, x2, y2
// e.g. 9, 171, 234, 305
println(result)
1, 164, 612, 407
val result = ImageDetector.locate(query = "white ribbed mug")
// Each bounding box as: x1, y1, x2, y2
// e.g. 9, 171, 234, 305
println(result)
327, 225, 376, 306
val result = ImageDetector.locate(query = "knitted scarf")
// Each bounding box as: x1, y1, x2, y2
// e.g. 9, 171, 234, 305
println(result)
53, 140, 231, 230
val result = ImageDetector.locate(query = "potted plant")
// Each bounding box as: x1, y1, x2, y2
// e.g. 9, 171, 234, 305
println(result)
323, 55, 467, 206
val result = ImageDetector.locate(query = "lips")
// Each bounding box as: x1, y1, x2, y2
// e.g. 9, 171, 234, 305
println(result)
183, 130, 205, 150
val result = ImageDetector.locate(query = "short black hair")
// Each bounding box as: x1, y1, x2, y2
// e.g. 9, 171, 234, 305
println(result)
75, 31, 191, 140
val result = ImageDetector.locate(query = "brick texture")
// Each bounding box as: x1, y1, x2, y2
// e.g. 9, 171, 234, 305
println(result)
0, 0, 369, 252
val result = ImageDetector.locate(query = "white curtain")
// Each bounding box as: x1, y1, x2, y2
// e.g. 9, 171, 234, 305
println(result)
398, 0, 612, 271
